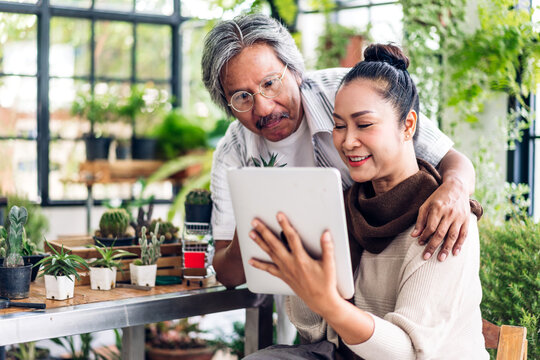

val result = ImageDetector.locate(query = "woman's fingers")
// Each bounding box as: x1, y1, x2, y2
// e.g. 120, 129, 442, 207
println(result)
276, 212, 306, 255
248, 258, 281, 278
321, 231, 336, 280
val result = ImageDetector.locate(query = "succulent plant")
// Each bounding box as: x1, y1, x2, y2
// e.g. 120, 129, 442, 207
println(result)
149, 218, 179, 242
4, 206, 28, 268
0, 226, 6, 258
96, 208, 130, 238
251, 152, 287, 167
185, 189, 212, 205
131, 203, 154, 240
135, 225, 165, 266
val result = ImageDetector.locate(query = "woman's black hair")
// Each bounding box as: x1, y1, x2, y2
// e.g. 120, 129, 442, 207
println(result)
340, 43, 419, 126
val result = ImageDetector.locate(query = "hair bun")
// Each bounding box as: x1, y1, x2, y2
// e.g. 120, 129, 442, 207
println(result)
364, 44, 409, 71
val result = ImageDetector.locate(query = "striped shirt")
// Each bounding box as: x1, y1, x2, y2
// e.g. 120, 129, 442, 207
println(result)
210, 68, 454, 241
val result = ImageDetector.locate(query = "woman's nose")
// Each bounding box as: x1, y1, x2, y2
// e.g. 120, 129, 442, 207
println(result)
343, 130, 360, 149
252, 94, 275, 117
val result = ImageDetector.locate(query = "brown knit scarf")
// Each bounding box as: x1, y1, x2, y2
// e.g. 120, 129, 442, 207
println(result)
344, 158, 483, 265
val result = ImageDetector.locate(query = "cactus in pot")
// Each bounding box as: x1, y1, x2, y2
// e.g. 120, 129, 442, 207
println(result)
94, 208, 135, 246
0, 226, 6, 258
0, 206, 33, 299
130, 225, 164, 287
184, 189, 213, 224
4, 206, 28, 267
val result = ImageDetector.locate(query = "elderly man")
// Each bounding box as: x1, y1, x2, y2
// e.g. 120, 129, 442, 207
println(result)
202, 14, 475, 290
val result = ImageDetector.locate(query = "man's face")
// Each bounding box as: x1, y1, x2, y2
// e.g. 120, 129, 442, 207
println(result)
221, 44, 303, 142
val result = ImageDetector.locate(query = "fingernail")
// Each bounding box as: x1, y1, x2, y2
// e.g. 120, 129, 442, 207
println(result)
423, 252, 432, 260
251, 220, 257, 227
323, 231, 331, 242
454, 249, 460, 256
249, 231, 256, 239
418, 240, 425, 245
439, 253, 447, 262
411, 229, 418, 236
248, 259, 254, 266
277, 213, 284, 222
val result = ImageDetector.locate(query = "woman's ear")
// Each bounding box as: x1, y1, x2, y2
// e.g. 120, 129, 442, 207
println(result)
404, 110, 417, 141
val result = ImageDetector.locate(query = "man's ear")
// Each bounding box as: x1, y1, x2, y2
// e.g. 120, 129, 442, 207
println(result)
404, 110, 417, 140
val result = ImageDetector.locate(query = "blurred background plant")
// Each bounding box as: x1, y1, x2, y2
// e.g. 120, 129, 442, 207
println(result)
479, 217, 539, 359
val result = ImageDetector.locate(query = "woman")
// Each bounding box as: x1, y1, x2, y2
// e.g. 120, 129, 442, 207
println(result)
245, 44, 488, 359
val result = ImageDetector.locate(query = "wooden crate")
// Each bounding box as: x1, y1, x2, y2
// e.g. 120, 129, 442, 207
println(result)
47, 236, 183, 286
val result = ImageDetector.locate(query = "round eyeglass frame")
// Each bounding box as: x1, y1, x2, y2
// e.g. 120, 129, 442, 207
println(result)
227, 64, 288, 113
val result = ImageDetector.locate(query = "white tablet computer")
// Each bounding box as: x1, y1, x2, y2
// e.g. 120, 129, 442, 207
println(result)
227, 167, 354, 298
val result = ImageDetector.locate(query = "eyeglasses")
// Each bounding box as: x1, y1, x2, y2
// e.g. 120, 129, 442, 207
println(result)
227, 64, 288, 113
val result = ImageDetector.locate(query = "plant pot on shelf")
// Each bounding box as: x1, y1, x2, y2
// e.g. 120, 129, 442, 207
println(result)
0, 264, 32, 299
184, 204, 212, 223
115, 140, 130, 160
93, 236, 135, 247
84, 135, 112, 161
0, 254, 46, 282
146, 346, 214, 360
132, 137, 158, 159
89, 267, 117, 290
130, 263, 157, 287
44, 274, 75, 300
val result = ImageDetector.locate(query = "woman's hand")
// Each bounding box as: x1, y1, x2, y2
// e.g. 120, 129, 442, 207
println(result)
248, 212, 342, 316
411, 177, 470, 261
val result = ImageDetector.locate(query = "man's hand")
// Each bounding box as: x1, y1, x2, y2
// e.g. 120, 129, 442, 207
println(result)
412, 147, 475, 261
411, 178, 470, 261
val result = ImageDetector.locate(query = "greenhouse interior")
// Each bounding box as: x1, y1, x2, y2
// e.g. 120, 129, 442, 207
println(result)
0, 0, 538, 359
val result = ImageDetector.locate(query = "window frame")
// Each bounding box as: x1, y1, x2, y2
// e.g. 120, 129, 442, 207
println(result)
0, 0, 187, 206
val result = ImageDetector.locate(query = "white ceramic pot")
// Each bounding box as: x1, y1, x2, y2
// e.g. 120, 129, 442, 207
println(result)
129, 263, 157, 287
44, 274, 75, 300
89, 267, 117, 290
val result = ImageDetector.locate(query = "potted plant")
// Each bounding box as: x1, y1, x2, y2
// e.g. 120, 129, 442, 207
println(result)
184, 189, 212, 224
94, 208, 136, 247
129, 225, 164, 287
71, 91, 117, 161
145, 318, 216, 360
6, 194, 50, 282
115, 138, 131, 160
116, 84, 169, 160
36, 242, 89, 300
149, 218, 179, 244
0, 206, 33, 299
153, 110, 207, 160
88, 242, 135, 291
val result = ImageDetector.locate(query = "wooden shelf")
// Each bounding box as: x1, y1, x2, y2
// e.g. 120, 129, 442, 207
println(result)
76, 160, 202, 185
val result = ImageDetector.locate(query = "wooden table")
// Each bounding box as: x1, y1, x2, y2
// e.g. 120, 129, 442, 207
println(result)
0, 277, 273, 359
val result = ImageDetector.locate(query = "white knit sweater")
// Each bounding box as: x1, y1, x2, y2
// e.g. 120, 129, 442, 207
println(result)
286, 214, 489, 359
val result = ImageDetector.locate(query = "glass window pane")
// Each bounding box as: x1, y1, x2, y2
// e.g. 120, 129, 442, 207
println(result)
535, 139, 540, 221
0, 140, 38, 202
50, 79, 92, 139
49, 139, 87, 201
0, 0, 36, 4
136, 24, 171, 80
136, 0, 173, 15
95, 21, 133, 79
0, 76, 37, 137
0, 13, 37, 75
94, 81, 133, 139
50, 0, 91, 6
95, 0, 133, 12
50, 17, 91, 78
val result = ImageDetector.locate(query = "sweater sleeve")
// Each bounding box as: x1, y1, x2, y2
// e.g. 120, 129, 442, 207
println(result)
345, 215, 483, 359
414, 113, 454, 167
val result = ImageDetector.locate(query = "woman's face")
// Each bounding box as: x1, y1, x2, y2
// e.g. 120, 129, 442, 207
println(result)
332, 79, 417, 193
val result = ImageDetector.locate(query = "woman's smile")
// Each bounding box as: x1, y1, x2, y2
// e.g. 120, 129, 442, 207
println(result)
348, 155, 372, 167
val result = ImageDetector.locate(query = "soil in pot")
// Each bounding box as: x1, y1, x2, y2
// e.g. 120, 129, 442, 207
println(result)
0, 264, 32, 299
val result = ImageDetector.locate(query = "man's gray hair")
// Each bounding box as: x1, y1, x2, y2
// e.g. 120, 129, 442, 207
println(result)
202, 13, 305, 117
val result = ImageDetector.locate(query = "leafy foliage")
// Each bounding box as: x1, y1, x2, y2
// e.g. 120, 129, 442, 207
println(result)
154, 110, 208, 160
479, 219, 539, 359
36, 242, 89, 280
251, 152, 287, 167
50, 333, 94, 360
210, 321, 245, 358
146, 318, 212, 350
315, 23, 370, 70
87, 242, 135, 270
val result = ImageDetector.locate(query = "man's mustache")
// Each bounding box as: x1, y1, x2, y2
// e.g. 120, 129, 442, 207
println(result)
256, 112, 290, 130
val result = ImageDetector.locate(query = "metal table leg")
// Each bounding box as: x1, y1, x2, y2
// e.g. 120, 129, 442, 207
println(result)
121, 325, 145, 360
86, 184, 92, 234
244, 295, 274, 355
